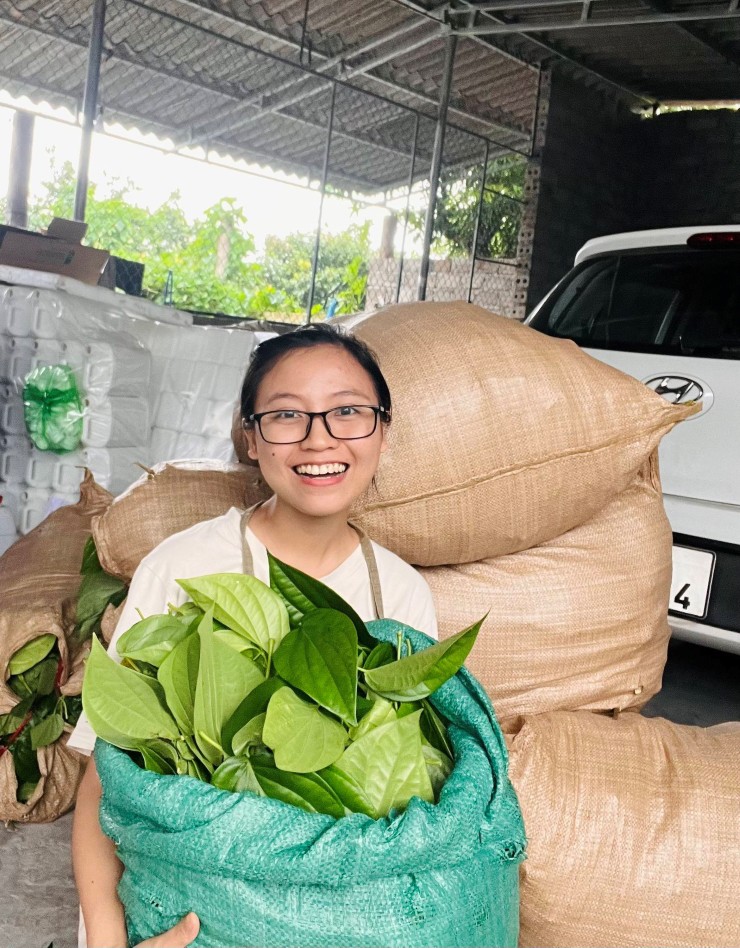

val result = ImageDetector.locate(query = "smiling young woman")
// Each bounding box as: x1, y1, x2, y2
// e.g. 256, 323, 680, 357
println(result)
70, 323, 437, 948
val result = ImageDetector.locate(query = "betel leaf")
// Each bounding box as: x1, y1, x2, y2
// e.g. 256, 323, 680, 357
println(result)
421, 699, 453, 758
136, 738, 179, 776
29, 712, 64, 750
74, 571, 127, 643
348, 698, 396, 742
363, 641, 395, 671
8, 656, 59, 699
212, 755, 264, 795
0, 694, 34, 738
263, 687, 347, 773
116, 614, 196, 667
178, 574, 290, 653
363, 618, 484, 702
231, 713, 266, 757
221, 678, 285, 755
268, 553, 375, 649
82, 638, 180, 750
252, 763, 345, 819
193, 610, 264, 766
157, 633, 200, 737
8, 635, 57, 676
335, 710, 433, 819
273, 609, 358, 724
213, 627, 263, 662
80, 535, 100, 575
10, 726, 41, 802
318, 764, 375, 818
422, 741, 453, 800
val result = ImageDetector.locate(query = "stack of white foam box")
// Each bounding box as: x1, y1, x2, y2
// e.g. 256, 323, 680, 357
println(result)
144, 322, 259, 466
0, 268, 275, 549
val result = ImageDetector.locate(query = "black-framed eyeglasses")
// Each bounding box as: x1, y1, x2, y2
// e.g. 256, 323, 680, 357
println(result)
246, 405, 389, 445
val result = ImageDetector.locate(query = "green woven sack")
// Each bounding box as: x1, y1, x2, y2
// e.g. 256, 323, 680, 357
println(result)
96, 619, 526, 948
23, 364, 84, 453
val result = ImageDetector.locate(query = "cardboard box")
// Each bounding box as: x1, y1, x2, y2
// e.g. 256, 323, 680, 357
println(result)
0, 219, 110, 285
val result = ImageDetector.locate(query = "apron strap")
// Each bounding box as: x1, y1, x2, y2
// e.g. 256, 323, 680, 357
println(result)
239, 506, 384, 619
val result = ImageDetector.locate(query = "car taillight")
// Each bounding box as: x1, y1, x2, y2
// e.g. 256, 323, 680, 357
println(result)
687, 232, 740, 248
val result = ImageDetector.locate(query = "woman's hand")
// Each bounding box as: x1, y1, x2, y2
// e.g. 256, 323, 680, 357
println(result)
135, 913, 200, 947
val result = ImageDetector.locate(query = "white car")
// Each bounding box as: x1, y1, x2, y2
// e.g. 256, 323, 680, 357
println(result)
526, 226, 740, 654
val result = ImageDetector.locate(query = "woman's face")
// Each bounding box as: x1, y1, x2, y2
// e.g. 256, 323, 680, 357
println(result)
245, 344, 387, 519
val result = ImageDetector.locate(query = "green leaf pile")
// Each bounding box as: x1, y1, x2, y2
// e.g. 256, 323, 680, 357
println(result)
82, 556, 483, 819
1, 535, 125, 802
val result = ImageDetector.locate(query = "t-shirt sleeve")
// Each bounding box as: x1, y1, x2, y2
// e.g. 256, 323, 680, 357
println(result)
66, 561, 170, 756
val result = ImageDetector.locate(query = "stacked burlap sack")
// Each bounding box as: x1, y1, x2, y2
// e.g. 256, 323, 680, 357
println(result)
339, 301, 737, 948
0, 473, 111, 823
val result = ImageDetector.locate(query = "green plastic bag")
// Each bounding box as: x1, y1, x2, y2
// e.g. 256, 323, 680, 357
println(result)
96, 620, 526, 948
23, 364, 84, 453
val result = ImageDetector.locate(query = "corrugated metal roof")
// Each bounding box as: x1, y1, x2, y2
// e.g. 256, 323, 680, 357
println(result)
1, 0, 739, 193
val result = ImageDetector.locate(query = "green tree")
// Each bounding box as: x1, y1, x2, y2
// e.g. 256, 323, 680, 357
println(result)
25, 162, 261, 315
412, 154, 526, 260
262, 223, 371, 316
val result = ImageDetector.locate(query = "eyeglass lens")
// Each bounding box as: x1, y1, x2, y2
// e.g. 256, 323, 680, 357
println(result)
259, 407, 378, 443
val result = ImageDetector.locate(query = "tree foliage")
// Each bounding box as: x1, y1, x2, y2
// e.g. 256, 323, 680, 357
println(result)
261, 223, 371, 316
412, 154, 526, 260
21, 161, 370, 319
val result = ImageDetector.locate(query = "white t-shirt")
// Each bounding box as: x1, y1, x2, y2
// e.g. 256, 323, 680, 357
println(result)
69, 507, 437, 756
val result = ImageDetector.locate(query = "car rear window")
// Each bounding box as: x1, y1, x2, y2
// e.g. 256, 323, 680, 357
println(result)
531, 249, 740, 358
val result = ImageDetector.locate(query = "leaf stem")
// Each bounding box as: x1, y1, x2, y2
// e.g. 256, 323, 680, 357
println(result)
265, 641, 275, 678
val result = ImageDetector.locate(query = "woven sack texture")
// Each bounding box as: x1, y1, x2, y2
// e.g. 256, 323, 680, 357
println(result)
348, 301, 695, 566
92, 460, 271, 582
508, 710, 740, 948
420, 461, 671, 724
96, 620, 526, 948
0, 472, 110, 822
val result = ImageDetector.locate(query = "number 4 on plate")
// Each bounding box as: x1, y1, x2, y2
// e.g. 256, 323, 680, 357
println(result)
673, 583, 691, 611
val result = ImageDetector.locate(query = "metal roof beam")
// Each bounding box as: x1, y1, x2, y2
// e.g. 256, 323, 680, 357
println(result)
145, 0, 529, 142
202, 26, 445, 141
392, 0, 656, 108
0, 12, 428, 175
457, 8, 740, 36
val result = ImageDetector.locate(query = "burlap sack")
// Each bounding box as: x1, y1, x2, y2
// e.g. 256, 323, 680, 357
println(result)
508, 710, 740, 948
347, 302, 695, 566
0, 472, 110, 821
92, 460, 272, 582
0, 734, 84, 824
420, 459, 672, 723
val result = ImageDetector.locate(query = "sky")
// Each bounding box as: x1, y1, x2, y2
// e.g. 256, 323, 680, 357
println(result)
0, 92, 413, 253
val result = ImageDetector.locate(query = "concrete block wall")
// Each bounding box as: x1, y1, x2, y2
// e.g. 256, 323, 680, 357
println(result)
637, 108, 740, 229
525, 71, 641, 310
525, 69, 740, 313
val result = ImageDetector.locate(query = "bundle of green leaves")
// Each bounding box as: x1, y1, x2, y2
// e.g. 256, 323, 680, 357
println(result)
0, 536, 127, 803
0, 635, 81, 802
83, 556, 482, 819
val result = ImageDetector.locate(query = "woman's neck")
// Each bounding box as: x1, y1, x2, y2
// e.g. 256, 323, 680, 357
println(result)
248, 497, 359, 578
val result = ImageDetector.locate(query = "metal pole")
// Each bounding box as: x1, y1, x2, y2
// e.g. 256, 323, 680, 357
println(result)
395, 113, 420, 303
417, 31, 457, 301
467, 140, 489, 304
74, 0, 106, 221
6, 111, 35, 228
306, 82, 336, 322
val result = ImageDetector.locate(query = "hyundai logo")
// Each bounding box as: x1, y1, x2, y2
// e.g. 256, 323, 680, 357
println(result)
643, 375, 712, 416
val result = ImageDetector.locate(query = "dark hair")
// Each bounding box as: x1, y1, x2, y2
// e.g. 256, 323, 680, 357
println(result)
240, 323, 392, 424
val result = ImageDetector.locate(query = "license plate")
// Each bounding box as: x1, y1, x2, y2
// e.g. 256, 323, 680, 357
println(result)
669, 546, 715, 619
